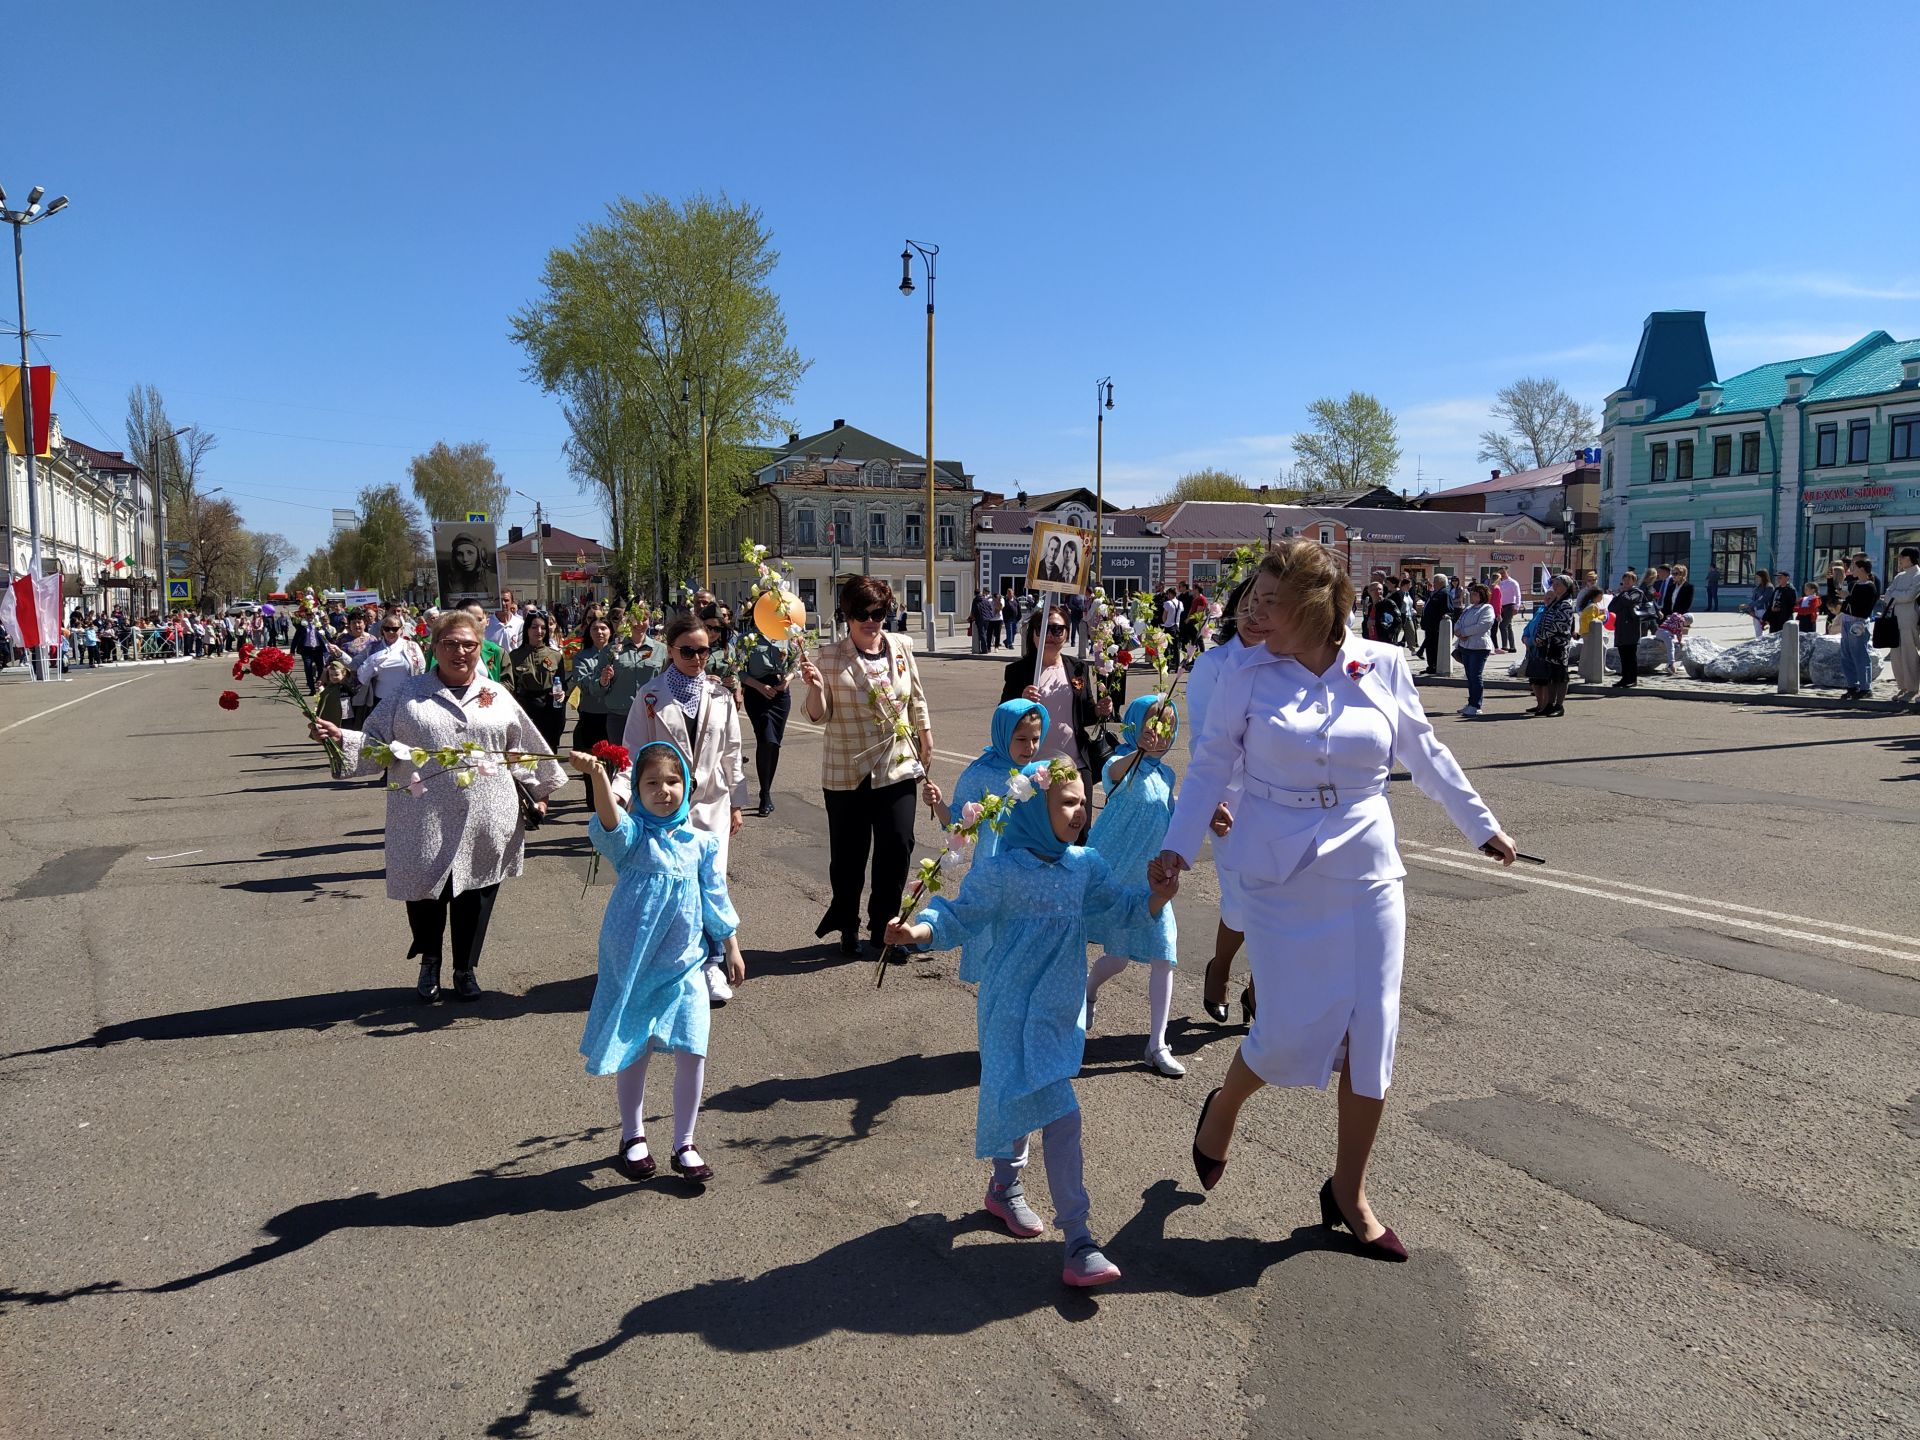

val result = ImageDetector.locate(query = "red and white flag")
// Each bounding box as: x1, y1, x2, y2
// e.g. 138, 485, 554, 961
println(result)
0, 571, 62, 650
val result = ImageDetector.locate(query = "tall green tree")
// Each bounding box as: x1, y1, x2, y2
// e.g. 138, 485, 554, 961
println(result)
509, 193, 809, 599
1477, 377, 1595, 473
354, 484, 429, 598
241, 530, 295, 597
1293, 392, 1401, 491
1158, 468, 1257, 504
408, 440, 510, 522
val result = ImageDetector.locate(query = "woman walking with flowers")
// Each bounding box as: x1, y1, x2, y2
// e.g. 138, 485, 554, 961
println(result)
308, 609, 568, 1002
797, 576, 934, 958
887, 758, 1178, 1287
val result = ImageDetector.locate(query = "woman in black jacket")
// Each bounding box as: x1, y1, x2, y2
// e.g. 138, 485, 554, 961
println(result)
999, 607, 1113, 785
1664, 564, 1695, 618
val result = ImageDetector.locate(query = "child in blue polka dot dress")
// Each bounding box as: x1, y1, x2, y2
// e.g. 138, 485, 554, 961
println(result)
1084, 695, 1184, 1077
887, 756, 1179, 1289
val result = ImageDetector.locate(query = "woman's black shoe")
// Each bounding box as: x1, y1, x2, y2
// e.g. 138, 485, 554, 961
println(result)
415, 961, 442, 1003
755, 796, 774, 817
839, 933, 863, 958
1240, 985, 1256, 1024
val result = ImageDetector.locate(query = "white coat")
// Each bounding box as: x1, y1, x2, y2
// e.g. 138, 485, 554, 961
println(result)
618, 671, 749, 874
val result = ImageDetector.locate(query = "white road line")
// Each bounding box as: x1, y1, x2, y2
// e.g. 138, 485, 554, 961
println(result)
1402, 839, 1915, 949
1405, 850, 1917, 965
0, 676, 146, 736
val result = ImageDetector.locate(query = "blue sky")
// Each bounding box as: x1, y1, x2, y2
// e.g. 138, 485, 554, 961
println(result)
18, 0, 1920, 563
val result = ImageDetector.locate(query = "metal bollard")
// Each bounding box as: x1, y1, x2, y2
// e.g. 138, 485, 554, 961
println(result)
1580, 617, 1605, 684
1432, 615, 1453, 677
1777, 619, 1800, 694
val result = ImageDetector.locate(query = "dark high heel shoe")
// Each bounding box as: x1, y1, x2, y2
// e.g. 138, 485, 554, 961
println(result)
1239, 985, 1256, 1024
1202, 953, 1231, 1023
1318, 1178, 1409, 1261
1191, 1087, 1228, 1192
670, 1144, 713, 1184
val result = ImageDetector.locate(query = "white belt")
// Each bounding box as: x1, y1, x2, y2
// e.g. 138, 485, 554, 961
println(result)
1238, 772, 1385, 810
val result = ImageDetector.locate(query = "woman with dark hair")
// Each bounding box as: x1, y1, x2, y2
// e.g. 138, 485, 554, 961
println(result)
1000, 605, 1112, 785
739, 624, 796, 816
796, 576, 935, 957
507, 612, 568, 751
1838, 554, 1879, 700
621, 613, 749, 1002
1155, 538, 1518, 1260
569, 616, 618, 751
1523, 575, 1578, 717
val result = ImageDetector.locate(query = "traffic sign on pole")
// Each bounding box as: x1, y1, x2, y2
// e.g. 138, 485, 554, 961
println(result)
465, 511, 488, 524
167, 578, 193, 603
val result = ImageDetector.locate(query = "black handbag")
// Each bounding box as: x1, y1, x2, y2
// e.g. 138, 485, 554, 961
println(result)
1085, 723, 1120, 778
1872, 608, 1900, 649
515, 780, 544, 831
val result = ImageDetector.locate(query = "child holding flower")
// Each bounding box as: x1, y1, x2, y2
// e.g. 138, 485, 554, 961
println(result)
1083, 695, 1185, 1076
886, 758, 1178, 1288
573, 740, 745, 1185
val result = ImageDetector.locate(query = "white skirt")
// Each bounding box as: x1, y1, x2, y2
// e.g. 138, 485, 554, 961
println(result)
1218, 866, 1252, 932
1239, 873, 1405, 1099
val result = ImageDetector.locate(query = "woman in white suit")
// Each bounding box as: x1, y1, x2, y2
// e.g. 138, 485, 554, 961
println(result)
620, 613, 750, 1002
1154, 540, 1518, 1260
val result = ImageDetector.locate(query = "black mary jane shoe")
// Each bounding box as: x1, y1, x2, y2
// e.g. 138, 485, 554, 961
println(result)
447, 967, 483, 1002
415, 961, 443, 1003
616, 1138, 656, 1181
670, 1144, 714, 1184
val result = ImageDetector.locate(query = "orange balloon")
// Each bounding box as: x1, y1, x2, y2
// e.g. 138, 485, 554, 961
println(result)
753, 589, 806, 643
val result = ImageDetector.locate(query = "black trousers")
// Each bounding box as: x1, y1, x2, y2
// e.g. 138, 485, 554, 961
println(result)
573, 711, 611, 752
743, 688, 791, 800
1617, 633, 1641, 684
1496, 605, 1517, 651
405, 878, 501, 973
522, 698, 566, 752
821, 776, 918, 940
299, 646, 326, 692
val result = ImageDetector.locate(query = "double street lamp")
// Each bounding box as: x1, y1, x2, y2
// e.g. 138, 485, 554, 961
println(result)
3, 183, 69, 681
899, 240, 938, 647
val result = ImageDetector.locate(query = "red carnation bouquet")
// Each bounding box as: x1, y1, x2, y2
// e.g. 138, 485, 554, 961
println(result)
218, 642, 345, 771
580, 741, 631, 895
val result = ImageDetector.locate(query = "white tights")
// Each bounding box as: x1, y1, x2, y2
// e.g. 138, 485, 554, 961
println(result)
1086, 952, 1174, 1052
615, 1050, 706, 1161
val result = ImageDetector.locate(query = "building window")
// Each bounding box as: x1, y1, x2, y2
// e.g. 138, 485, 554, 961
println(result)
1709, 527, 1757, 587
832, 509, 852, 547
904, 578, 923, 614
1319, 526, 1333, 545
1810, 522, 1865, 580
1675, 439, 1694, 480
869, 511, 887, 547
1711, 435, 1732, 477
794, 509, 816, 547
939, 579, 956, 614
1603, 451, 1613, 492
903, 511, 922, 548
797, 578, 817, 615
1815, 424, 1838, 468
1847, 418, 1871, 465
1646, 530, 1691, 572
1740, 432, 1760, 473
938, 512, 957, 550
1650, 443, 1668, 482
1892, 415, 1920, 461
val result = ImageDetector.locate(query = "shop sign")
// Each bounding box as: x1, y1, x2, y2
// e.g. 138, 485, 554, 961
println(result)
1805, 482, 1920, 510
1099, 549, 1148, 578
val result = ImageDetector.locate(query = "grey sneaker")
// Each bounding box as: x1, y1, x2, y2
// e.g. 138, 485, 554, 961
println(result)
1062, 1237, 1121, 1287
984, 1180, 1044, 1238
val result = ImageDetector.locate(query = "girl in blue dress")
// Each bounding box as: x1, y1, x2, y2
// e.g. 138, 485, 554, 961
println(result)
572, 740, 743, 1186
921, 698, 1048, 983
1084, 695, 1183, 1076
887, 758, 1178, 1288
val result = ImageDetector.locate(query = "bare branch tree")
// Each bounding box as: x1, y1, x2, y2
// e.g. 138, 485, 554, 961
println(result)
1477, 377, 1595, 473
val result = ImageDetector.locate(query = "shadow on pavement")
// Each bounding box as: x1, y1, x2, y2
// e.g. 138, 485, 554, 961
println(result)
485, 1177, 1317, 1437
3, 974, 596, 1061
707, 1048, 979, 1154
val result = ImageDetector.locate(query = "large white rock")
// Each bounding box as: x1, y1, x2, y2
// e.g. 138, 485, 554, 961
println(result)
1695, 631, 1882, 686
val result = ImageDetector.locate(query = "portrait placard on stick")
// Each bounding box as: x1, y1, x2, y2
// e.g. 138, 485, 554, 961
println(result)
434, 522, 499, 608
1026, 521, 1093, 597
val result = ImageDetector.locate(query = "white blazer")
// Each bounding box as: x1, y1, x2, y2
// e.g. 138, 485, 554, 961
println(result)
618, 673, 749, 871
1165, 636, 1497, 882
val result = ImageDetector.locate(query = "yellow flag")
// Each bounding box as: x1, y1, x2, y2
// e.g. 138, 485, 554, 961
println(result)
0, 365, 56, 456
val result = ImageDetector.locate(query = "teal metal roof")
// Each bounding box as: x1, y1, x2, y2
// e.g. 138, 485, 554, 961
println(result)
1625, 311, 1717, 417
1646, 335, 1893, 422
1805, 336, 1920, 403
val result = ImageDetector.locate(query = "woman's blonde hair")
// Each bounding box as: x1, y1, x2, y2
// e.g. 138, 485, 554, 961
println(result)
1256, 537, 1354, 647
429, 609, 484, 646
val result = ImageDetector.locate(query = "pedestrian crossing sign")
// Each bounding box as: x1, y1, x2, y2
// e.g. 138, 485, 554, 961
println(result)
167, 578, 193, 602
466, 511, 488, 523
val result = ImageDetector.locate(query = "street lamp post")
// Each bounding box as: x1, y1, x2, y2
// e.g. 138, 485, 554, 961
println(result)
1264, 509, 1276, 552
681, 376, 712, 595
151, 423, 193, 620
513, 488, 547, 611
899, 240, 938, 649
1094, 378, 1113, 586
1801, 500, 1815, 583
3, 183, 69, 681
1561, 500, 1575, 576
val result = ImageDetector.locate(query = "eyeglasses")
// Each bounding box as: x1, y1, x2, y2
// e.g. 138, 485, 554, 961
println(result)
381, 625, 402, 633
848, 607, 885, 623
676, 644, 712, 659
1045, 623, 1068, 637
440, 640, 481, 653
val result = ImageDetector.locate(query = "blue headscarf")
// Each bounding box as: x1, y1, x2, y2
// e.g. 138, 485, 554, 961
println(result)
983, 698, 1048, 768
1114, 694, 1179, 777
999, 760, 1072, 862
629, 740, 694, 833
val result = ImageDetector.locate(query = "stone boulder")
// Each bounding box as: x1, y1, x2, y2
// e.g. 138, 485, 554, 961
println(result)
1678, 636, 1723, 678
1695, 631, 1882, 686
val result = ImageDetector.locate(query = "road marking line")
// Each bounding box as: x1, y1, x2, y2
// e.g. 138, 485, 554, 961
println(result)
1404, 850, 1917, 965
1402, 839, 1914, 948
0, 676, 146, 736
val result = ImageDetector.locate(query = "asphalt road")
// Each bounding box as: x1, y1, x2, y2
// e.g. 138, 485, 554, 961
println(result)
2, 653, 1915, 1439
